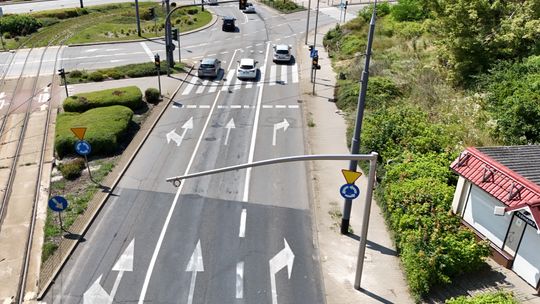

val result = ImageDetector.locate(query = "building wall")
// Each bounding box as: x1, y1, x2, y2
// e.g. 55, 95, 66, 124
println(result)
463, 185, 512, 248
513, 223, 540, 287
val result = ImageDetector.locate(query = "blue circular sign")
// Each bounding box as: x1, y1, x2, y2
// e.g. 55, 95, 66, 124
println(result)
340, 184, 360, 199
75, 140, 91, 156
48, 196, 68, 212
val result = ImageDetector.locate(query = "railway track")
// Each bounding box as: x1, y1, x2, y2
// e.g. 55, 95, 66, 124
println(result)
0, 32, 70, 303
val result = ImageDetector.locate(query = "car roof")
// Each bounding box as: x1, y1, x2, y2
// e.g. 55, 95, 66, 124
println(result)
274, 44, 290, 51
201, 58, 218, 64
239, 58, 255, 66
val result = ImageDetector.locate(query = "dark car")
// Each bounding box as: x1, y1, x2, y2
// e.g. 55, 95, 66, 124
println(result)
222, 16, 236, 32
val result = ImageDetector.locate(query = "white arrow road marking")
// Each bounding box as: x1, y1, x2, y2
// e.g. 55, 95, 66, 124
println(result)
109, 239, 134, 301
269, 238, 295, 304
166, 129, 183, 146
186, 240, 204, 304
38, 87, 50, 103
224, 118, 235, 146
272, 118, 290, 146
238, 208, 247, 238
236, 261, 244, 299
166, 117, 193, 147
83, 275, 112, 304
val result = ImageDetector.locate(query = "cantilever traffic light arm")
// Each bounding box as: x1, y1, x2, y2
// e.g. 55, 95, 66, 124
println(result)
165, 153, 378, 187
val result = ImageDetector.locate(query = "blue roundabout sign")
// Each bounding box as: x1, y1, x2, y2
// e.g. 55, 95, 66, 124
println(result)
340, 184, 360, 199
75, 140, 91, 156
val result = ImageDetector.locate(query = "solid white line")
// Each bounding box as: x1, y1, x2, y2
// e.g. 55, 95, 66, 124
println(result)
239, 209, 247, 237
139, 42, 155, 61
281, 65, 287, 84
242, 42, 271, 202
236, 261, 244, 299
138, 66, 227, 304
269, 65, 276, 86
292, 63, 299, 83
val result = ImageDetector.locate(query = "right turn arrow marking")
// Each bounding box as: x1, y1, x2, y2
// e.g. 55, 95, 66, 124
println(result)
272, 118, 290, 146
269, 238, 295, 304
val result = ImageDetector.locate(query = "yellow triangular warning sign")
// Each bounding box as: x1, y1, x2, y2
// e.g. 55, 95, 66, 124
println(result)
342, 169, 362, 184
71, 127, 87, 140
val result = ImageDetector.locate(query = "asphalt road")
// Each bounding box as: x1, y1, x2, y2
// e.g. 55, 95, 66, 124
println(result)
32, 3, 340, 304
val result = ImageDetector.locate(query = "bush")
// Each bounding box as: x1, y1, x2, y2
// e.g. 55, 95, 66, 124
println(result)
145, 88, 161, 103
0, 14, 42, 36
33, 7, 88, 19
391, 0, 429, 21
446, 291, 519, 304
57, 158, 86, 180
87, 71, 104, 82
55, 105, 134, 158
358, 2, 391, 22
69, 70, 84, 78
63, 86, 144, 112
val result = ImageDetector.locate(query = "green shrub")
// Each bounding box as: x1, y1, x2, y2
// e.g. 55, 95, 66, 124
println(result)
37, 17, 60, 27
106, 70, 123, 80
55, 105, 134, 158
63, 86, 144, 112
69, 70, 83, 78
33, 7, 88, 19
145, 88, 161, 103
358, 2, 391, 22
391, 0, 429, 22
0, 14, 42, 36
87, 71, 104, 82
446, 291, 519, 304
57, 158, 86, 180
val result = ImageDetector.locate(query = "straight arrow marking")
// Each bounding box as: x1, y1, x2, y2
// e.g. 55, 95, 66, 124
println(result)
269, 238, 295, 304
272, 118, 290, 146
110, 239, 134, 302
166, 117, 193, 147
186, 240, 204, 304
224, 118, 235, 146
83, 275, 112, 304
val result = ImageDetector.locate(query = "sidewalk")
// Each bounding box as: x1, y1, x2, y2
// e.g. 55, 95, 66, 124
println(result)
299, 22, 414, 303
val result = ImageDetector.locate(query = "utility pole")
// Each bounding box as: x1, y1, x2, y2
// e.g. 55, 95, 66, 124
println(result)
135, 0, 141, 36
341, 2, 377, 235
304, 0, 312, 45
79, 0, 84, 8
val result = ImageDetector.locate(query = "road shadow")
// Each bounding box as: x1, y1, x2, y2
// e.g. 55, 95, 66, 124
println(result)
359, 287, 395, 304
63, 232, 86, 242
345, 233, 397, 256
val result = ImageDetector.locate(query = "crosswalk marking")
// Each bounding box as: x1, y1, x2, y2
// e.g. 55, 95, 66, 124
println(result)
269, 65, 277, 86
292, 64, 299, 83
182, 81, 195, 95
196, 80, 208, 94
209, 81, 218, 93
222, 70, 236, 91
281, 65, 287, 84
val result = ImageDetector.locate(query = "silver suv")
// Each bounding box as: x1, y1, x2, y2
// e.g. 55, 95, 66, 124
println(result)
272, 44, 292, 63
198, 58, 221, 78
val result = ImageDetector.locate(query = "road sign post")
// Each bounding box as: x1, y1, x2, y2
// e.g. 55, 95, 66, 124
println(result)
74, 139, 96, 183
48, 196, 68, 231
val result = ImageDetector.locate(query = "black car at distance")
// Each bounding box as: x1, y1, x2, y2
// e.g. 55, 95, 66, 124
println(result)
222, 16, 236, 31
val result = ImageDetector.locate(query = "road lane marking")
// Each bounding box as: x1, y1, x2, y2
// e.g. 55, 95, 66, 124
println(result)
242, 41, 271, 202
222, 70, 236, 91
239, 209, 247, 237
269, 65, 276, 86
139, 42, 155, 61
182, 79, 195, 95
138, 57, 228, 304
199, 105, 210, 109
292, 63, 299, 83
208, 81, 218, 93
236, 261, 244, 299
288, 105, 299, 109
196, 80, 208, 94
281, 65, 287, 84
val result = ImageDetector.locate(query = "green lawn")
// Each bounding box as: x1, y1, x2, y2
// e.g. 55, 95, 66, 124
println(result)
6, 2, 212, 48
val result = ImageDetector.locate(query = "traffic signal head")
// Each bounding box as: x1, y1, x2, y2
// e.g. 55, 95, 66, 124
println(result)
154, 54, 160, 67
309, 45, 314, 52
239, 0, 247, 10
149, 7, 156, 19
312, 56, 321, 69
58, 68, 65, 76
171, 28, 179, 41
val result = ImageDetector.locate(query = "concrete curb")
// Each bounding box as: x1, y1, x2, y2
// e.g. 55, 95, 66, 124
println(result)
36, 67, 193, 299
67, 12, 219, 47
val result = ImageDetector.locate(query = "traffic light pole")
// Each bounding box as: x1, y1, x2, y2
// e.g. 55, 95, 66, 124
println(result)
311, 0, 320, 94
135, 0, 141, 36
304, 0, 312, 45
341, 2, 376, 235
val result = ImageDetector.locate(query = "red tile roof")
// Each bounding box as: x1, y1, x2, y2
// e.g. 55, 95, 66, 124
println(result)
451, 147, 540, 231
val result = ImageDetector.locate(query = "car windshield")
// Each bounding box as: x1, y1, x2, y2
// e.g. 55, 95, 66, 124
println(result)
200, 64, 215, 68
224, 20, 234, 25
276, 49, 289, 55
240, 65, 254, 70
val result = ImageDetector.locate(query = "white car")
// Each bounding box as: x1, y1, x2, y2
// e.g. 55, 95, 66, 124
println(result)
236, 58, 258, 80
272, 44, 292, 63
243, 3, 255, 13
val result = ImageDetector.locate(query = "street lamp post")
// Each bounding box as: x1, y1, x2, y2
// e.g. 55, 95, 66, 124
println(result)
304, 0, 312, 45
341, 2, 377, 234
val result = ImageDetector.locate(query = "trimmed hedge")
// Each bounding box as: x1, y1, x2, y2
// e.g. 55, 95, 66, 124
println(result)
58, 158, 86, 180
63, 86, 143, 113
445, 291, 519, 304
145, 88, 160, 104
55, 105, 133, 158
